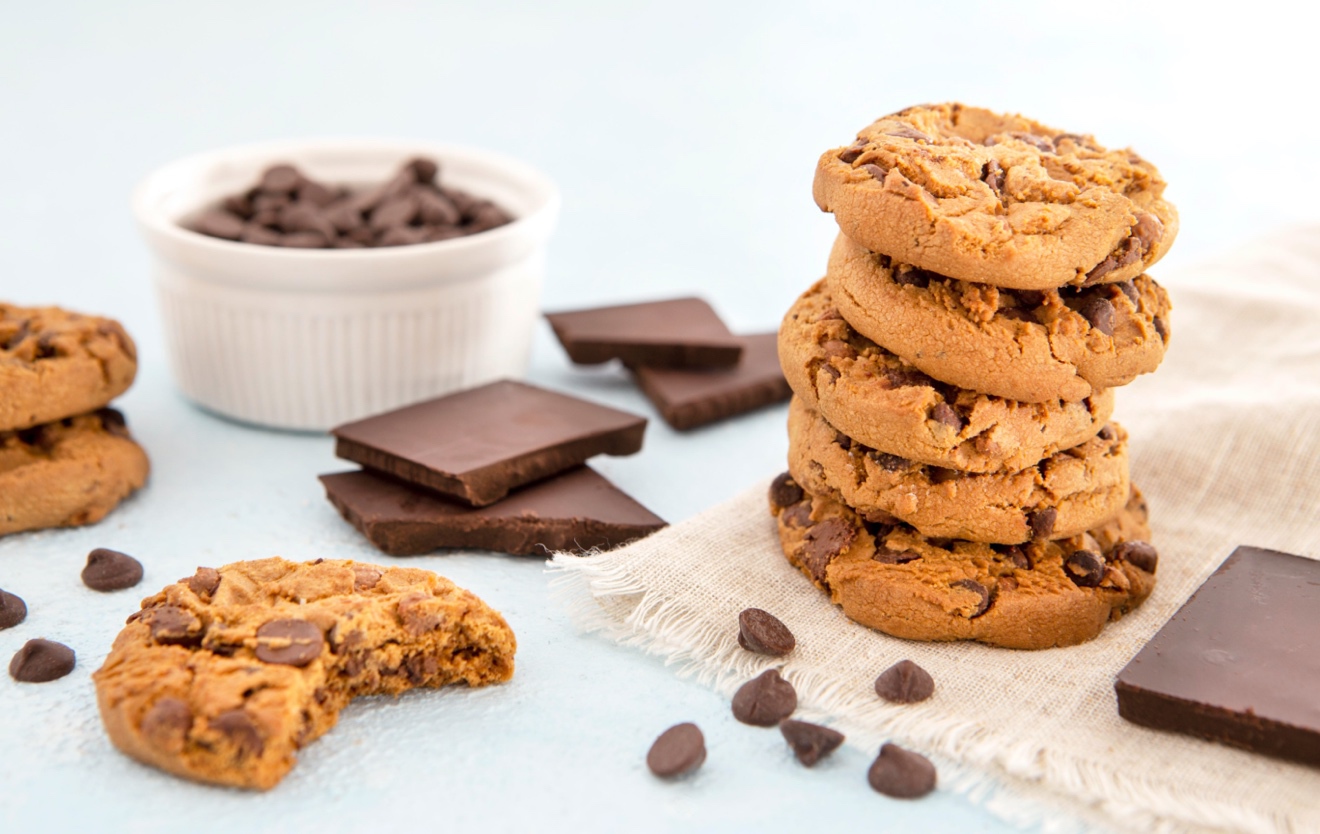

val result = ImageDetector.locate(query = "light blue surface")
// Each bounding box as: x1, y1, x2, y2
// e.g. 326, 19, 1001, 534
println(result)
1, 3, 1316, 832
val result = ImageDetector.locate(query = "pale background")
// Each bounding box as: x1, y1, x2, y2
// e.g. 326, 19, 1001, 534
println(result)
1, 2, 1316, 832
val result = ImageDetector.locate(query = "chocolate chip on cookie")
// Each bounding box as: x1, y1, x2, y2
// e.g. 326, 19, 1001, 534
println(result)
952, 579, 992, 618
0, 588, 27, 629
1028, 508, 1058, 540
82, 548, 144, 592
799, 517, 855, 584
148, 605, 204, 646
187, 567, 221, 598
254, 619, 325, 667
1065, 550, 1106, 587
780, 719, 845, 766
737, 608, 795, 657
647, 722, 706, 777
875, 660, 935, 704
867, 743, 937, 799
1112, 541, 1158, 573
769, 472, 805, 511
9, 638, 76, 682
731, 669, 797, 726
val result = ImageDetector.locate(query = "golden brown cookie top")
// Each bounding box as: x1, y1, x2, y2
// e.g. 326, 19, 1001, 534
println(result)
813, 103, 1178, 289
0, 303, 136, 367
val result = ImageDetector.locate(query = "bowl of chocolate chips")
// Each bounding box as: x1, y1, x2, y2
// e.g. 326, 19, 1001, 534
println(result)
133, 139, 560, 431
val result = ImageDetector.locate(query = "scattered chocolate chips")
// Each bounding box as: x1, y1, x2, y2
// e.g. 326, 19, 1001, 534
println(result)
1065, 550, 1106, 587
1077, 296, 1116, 336
867, 743, 937, 799
780, 719, 845, 766
875, 660, 935, 704
800, 517, 855, 584
255, 619, 325, 667
731, 669, 798, 726
81, 548, 143, 592
737, 608, 796, 657
1028, 507, 1057, 540
0, 588, 27, 629
148, 605, 204, 647
930, 402, 963, 430
646, 722, 706, 777
210, 709, 264, 757
9, 638, 75, 682
769, 473, 805, 511
190, 158, 512, 249
952, 579, 991, 617
1113, 541, 1159, 573
187, 567, 221, 598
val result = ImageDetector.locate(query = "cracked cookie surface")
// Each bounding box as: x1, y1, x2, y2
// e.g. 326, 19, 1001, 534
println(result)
93, 557, 516, 790
778, 279, 1113, 472
812, 103, 1178, 290
0, 409, 149, 536
826, 235, 1170, 403
787, 397, 1130, 545
0, 304, 137, 431
768, 474, 1156, 649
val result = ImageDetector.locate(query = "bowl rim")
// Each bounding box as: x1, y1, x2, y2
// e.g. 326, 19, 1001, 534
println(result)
132, 137, 561, 291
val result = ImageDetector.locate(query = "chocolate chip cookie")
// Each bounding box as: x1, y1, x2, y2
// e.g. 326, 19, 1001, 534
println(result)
770, 475, 1161, 651
826, 235, 1170, 403
768, 474, 1156, 649
0, 304, 138, 431
778, 279, 1113, 472
787, 397, 1130, 545
813, 103, 1178, 290
93, 557, 516, 790
0, 409, 149, 536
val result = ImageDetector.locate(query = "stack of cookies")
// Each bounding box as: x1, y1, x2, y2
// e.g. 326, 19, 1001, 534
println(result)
0, 304, 149, 536
770, 104, 1174, 649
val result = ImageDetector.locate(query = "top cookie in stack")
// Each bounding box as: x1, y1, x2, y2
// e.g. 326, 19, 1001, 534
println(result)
1, 304, 149, 536
770, 104, 1173, 649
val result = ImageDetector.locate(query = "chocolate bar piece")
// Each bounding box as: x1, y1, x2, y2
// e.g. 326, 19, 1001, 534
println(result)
320, 466, 665, 556
1115, 545, 1320, 765
544, 297, 743, 368
332, 380, 646, 507
631, 332, 790, 430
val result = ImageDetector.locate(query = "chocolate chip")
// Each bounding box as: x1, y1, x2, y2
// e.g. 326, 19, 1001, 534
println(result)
892, 264, 932, 289
405, 157, 439, 184
1113, 541, 1159, 573
255, 619, 325, 667
81, 548, 143, 592
280, 230, 330, 248
352, 565, 382, 591
1, 320, 30, 351
781, 501, 812, 528
1010, 132, 1055, 152
1133, 212, 1163, 254
821, 339, 855, 360
1028, 507, 1057, 540
378, 226, 429, 247
862, 163, 887, 182
210, 709, 264, 757
223, 194, 254, 219
834, 432, 852, 451
780, 719, 844, 766
9, 638, 75, 682
1077, 296, 1116, 336
867, 452, 906, 472
838, 139, 868, 164
1000, 545, 1032, 570
187, 567, 220, 598
0, 588, 27, 629
1153, 316, 1168, 342
800, 517, 855, 583
192, 210, 244, 241
872, 546, 920, 565
982, 158, 1004, 195
885, 367, 932, 388
819, 364, 841, 383
875, 659, 935, 703
646, 722, 705, 777
731, 669, 797, 726
930, 402, 963, 430
862, 517, 895, 540
868, 743, 937, 798
1065, 550, 1106, 587
814, 307, 844, 322
769, 472, 805, 511
149, 605, 204, 646
737, 608, 795, 657
1117, 281, 1139, 304
1098, 424, 1115, 441
260, 164, 302, 194
927, 467, 960, 485
141, 697, 193, 750
241, 225, 285, 246
952, 579, 991, 617
463, 202, 512, 233
370, 193, 420, 232
280, 203, 337, 239
417, 189, 461, 226
297, 180, 339, 207
886, 125, 932, 142
1085, 235, 1144, 282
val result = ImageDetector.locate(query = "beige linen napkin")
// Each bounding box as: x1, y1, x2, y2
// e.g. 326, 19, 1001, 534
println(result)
550, 227, 1320, 834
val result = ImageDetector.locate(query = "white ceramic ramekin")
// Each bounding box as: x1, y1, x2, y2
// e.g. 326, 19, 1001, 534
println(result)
133, 138, 560, 431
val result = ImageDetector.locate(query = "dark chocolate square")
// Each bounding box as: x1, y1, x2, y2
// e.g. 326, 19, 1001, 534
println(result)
631, 332, 790, 430
1115, 545, 1320, 765
320, 466, 665, 556
544, 297, 744, 368
331, 380, 646, 507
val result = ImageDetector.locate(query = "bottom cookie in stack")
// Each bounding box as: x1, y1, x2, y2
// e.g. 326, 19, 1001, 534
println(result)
0, 409, 149, 536
768, 473, 1157, 650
